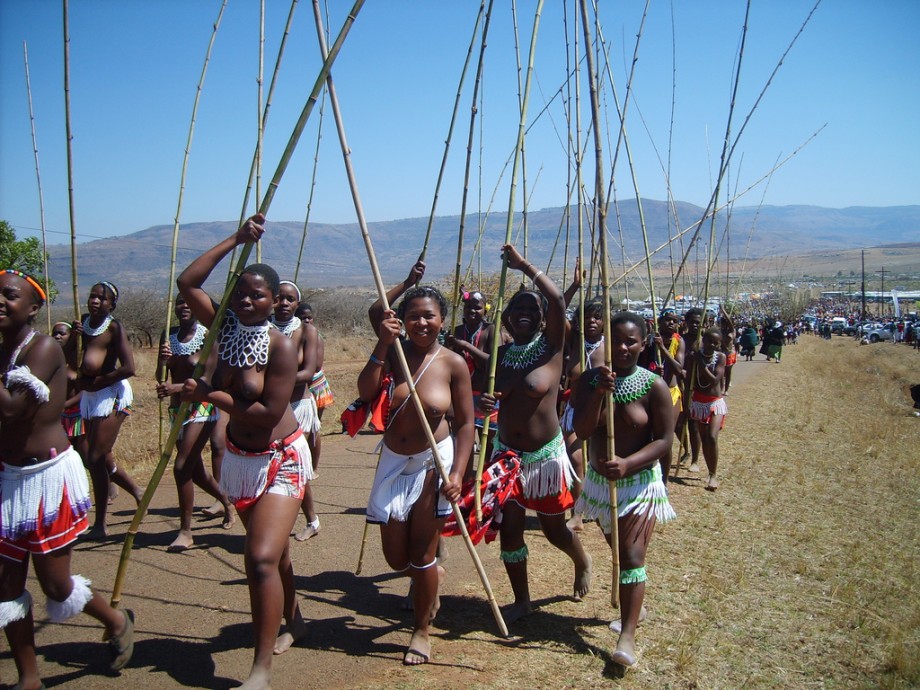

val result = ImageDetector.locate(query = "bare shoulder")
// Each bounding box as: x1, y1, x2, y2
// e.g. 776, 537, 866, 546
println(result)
270, 328, 297, 354
440, 346, 468, 370
25, 334, 64, 366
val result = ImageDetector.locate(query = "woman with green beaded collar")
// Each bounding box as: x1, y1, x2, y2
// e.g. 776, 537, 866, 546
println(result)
571, 310, 676, 669
479, 244, 592, 625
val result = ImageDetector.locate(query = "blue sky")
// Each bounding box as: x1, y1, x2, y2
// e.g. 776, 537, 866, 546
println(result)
1, 0, 917, 247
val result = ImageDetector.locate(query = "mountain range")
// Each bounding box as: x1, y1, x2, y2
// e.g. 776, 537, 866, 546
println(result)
46, 200, 920, 298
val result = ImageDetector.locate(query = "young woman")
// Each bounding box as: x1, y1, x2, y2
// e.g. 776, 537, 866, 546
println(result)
689, 326, 727, 491
52, 321, 87, 464
296, 301, 333, 542
444, 289, 504, 475
561, 297, 607, 528
639, 308, 686, 482
71, 281, 144, 538
479, 245, 592, 624
572, 310, 676, 668
177, 215, 310, 690
0, 269, 134, 690
270, 283, 322, 543
156, 295, 234, 551
360, 266, 473, 666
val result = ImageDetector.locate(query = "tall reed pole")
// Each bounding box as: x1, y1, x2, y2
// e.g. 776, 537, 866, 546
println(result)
510, 0, 530, 266
157, 0, 228, 454
110, 1, 366, 607
230, 0, 300, 273
418, 1, 485, 265
23, 41, 51, 332
255, 0, 266, 262
310, 0, 507, 638
294, 86, 325, 285
474, 0, 544, 522
63, 0, 79, 321
449, 0, 495, 331
579, 0, 619, 608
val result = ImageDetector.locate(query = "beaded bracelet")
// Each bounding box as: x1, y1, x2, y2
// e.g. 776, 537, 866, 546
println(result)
369, 354, 385, 366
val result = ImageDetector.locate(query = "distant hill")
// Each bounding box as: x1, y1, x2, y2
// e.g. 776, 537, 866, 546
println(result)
46, 201, 920, 301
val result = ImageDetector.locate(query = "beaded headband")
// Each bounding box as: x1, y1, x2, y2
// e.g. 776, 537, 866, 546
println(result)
98, 281, 119, 301
0, 269, 47, 304
53, 321, 72, 330
279, 280, 301, 302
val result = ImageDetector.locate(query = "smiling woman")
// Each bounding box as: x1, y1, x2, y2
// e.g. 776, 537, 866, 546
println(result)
478, 244, 592, 626
359, 259, 474, 666
0, 269, 135, 688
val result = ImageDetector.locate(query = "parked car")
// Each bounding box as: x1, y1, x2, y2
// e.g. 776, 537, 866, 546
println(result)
859, 323, 893, 343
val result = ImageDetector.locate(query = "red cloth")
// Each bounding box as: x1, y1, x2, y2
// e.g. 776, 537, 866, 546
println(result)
0, 487, 88, 562
443, 452, 520, 544
228, 428, 304, 512
340, 373, 393, 437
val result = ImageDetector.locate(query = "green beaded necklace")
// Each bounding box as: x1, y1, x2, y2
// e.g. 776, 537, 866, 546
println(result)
612, 367, 657, 404
501, 334, 547, 369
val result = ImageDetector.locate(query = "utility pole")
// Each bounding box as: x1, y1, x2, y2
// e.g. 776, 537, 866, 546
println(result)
861, 250, 867, 321
876, 266, 889, 318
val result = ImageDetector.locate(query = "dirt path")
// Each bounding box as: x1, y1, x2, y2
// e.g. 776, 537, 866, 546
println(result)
2, 356, 767, 690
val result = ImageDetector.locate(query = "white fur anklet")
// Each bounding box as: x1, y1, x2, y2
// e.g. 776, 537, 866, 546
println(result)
410, 557, 438, 570
0, 590, 32, 627
46, 574, 93, 623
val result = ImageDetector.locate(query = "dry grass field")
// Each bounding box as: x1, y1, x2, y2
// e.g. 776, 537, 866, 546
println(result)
3, 330, 919, 689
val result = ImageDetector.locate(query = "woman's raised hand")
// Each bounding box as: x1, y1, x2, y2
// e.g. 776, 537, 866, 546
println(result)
502, 244, 526, 270
235, 213, 266, 245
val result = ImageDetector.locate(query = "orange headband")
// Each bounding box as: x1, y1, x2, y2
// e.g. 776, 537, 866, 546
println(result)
0, 269, 47, 304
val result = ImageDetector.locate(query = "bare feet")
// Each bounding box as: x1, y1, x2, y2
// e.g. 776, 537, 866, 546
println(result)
222, 506, 236, 530
273, 614, 308, 655
201, 501, 224, 518
403, 629, 431, 666
10, 675, 44, 690
609, 605, 647, 633
167, 530, 193, 553
86, 525, 109, 540
566, 514, 585, 532
502, 600, 534, 624
108, 483, 120, 505
294, 519, 320, 542
611, 632, 637, 667
687, 462, 700, 473
238, 667, 272, 690
706, 475, 720, 491
573, 553, 592, 601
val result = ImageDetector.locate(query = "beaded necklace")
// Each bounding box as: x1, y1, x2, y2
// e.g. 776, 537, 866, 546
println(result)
705, 350, 719, 372
4, 329, 36, 374
82, 314, 113, 337
584, 336, 604, 359
501, 333, 547, 370
169, 323, 207, 357
217, 311, 272, 368
612, 367, 657, 404
272, 315, 301, 339
464, 321, 483, 343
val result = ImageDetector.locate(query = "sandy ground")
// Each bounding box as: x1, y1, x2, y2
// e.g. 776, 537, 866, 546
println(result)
0, 360, 764, 690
